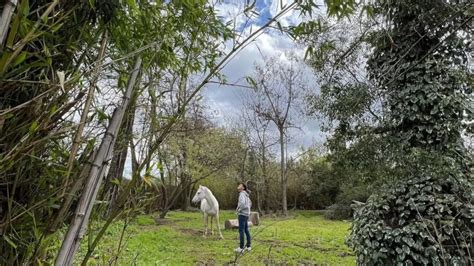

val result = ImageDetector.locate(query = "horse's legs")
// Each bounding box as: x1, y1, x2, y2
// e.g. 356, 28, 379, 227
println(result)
216, 212, 224, 239
203, 213, 208, 236
210, 216, 214, 235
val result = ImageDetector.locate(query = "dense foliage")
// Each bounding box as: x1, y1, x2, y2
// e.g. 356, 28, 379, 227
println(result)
0, 0, 232, 263
1, 0, 344, 264
343, 0, 473, 264
349, 152, 472, 264
301, 0, 472, 263
0, 0, 471, 264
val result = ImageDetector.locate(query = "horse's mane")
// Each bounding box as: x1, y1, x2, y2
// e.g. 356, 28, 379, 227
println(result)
202, 186, 214, 197
200, 186, 217, 209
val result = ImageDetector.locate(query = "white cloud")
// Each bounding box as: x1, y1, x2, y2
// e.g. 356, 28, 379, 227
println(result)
215, 1, 247, 30
266, 0, 299, 27
203, 1, 325, 157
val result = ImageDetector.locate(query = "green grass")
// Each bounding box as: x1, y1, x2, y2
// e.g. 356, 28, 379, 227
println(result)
78, 210, 355, 265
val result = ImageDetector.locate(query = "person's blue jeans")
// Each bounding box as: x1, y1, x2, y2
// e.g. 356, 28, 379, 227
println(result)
238, 215, 251, 249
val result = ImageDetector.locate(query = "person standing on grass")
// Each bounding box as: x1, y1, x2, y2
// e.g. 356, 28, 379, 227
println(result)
235, 182, 252, 253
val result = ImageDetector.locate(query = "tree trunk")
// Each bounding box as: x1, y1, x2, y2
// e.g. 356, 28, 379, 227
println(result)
160, 182, 186, 218
177, 127, 189, 211
180, 177, 190, 211
225, 219, 253, 229
256, 182, 263, 215
240, 148, 248, 180
104, 91, 137, 219
181, 183, 193, 211
293, 193, 298, 210
262, 142, 270, 214
279, 127, 287, 216
102, 101, 135, 216
157, 157, 168, 212
55, 58, 142, 266
159, 184, 167, 211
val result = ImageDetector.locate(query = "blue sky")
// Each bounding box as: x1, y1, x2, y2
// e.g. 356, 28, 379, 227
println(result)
255, 0, 273, 25
202, 0, 327, 157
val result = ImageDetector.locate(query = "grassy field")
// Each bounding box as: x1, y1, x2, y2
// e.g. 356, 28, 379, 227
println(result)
78, 210, 355, 265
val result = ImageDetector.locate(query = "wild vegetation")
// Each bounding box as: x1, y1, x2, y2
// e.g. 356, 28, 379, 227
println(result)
0, 0, 471, 265
77, 211, 354, 265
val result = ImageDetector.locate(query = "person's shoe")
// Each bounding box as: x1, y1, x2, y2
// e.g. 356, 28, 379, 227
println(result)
245, 246, 252, 252
234, 247, 245, 253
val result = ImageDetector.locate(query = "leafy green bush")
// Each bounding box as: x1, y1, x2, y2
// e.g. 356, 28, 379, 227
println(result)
324, 203, 352, 220
324, 184, 370, 220
348, 171, 473, 264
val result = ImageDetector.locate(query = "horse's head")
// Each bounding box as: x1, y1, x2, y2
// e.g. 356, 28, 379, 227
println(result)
192, 185, 206, 204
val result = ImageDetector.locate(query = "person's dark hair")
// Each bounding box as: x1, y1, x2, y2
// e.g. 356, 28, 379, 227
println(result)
239, 182, 251, 194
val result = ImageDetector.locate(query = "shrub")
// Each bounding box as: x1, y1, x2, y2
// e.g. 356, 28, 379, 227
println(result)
347, 172, 473, 265
324, 184, 370, 220
324, 203, 352, 220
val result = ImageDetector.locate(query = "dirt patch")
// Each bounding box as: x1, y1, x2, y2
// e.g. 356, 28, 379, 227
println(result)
338, 252, 352, 257
261, 213, 296, 220
154, 217, 173, 225
292, 242, 331, 252
175, 208, 201, 213
257, 239, 286, 246
196, 259, 215, 266
261, 259, 291, 265
153, 216, 205, 236
297, 260, 318, 266
249, 240, 340, 253
177, 227, 202, 236
154, 216, 192, 225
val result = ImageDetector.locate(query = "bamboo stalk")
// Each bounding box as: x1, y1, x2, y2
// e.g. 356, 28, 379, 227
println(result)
55, 57, 142, 266
61, 30, 109, 197
0, 0, 18, 47
47, 150, 95, 233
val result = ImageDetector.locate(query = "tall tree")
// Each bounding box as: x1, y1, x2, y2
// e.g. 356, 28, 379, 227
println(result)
248, 55, 305, 215
300, 0, 472, 263
321, 0, 473, 264
241, 100, 276, 213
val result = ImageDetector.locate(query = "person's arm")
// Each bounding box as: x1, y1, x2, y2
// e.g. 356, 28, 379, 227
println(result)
236, 193, 244, 212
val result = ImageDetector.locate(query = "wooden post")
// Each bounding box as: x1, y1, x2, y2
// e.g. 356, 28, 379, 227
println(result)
249, 211, 260, 226
55, 58, 142, 266
224, 212, 260, 229
225, 219, 253, 230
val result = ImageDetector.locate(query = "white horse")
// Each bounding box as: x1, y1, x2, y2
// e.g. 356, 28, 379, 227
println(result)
192, 185, 223, 239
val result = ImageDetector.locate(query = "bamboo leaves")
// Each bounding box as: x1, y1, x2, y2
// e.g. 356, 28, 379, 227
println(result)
4, 0, 23, 48
0, 0, 59, 75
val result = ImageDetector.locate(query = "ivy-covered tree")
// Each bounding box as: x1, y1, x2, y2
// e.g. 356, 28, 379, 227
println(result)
346, 0, 473, 264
